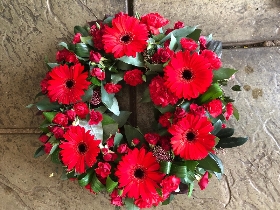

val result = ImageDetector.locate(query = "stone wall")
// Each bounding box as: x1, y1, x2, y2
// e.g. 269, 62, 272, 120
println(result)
0, 0, 279, 209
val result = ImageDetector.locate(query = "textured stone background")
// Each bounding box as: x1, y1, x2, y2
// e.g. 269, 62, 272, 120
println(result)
0, 0, 280, 209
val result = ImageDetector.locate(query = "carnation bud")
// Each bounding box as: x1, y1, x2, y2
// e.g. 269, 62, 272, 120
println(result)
117, 144, 129, 154
89, 51, 102, 63
132, 138, 140, 146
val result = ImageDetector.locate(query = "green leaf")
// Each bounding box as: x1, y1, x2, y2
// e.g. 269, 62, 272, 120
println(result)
78, 170, 93, 187
216, 128, 234, 138
75, 43, 90, 58
154, 105, 175, 114
211, 119, 222, 135
170, 164, 187, 178
207, 40, 223, 58
109, 111, 131, 127
118, 53, 144, 67
209, 153, 224, 179
187, 29, 202, 41
95, 106, 107, 113
49, 143, 59, 155
103, 123, 118, 141
140, 88, 151, 103
47, 63, 59, 69
197, 154, 221, 173
145, 62, 164, 73
216, 137, 248, 148
233, 104, 239, 120
74, 26, 89, 36
153, 33, 165, 42
34, 146, 45, 158
124, 125, 145, 146
103, 16, 113, 26
91, 173, 105, 193
184, 160, 198, 171
160, 161, 172, 174
111, 72, 124, 83
169, 33, 177, 50
36, 97, 61, 111
58, 42, 69, 49
231, 85, 241, 91
124, 198, 139, 210
213, 68, 237, 82
108, 97, 120, 116
51, 147, 61, 164
43, 112, 57, 123
90, 77, 101, 86
113, 133, 123, 150
101, 84, 114, 108
80, 36, 93, 47
197, 83, 223, 104
106, 176, 118, 193
116, 60, 132, 70
160, 26, 197, 44
162, 194, 174, 205
82, 87, 93, 102
102, 114, 116, 125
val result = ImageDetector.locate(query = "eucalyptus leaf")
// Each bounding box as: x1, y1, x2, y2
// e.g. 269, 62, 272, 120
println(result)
101, 84, 114, 108
169, 33, 177, 50
124, 198, 139, 210
82, 87, 93, 102
58, 42, 68, 49
103, 123, 118, 141
107, 97, 120, 116
187, 29, 202, 41
102, 114, 116, 125
109, 111, 131, 128
233, 104, 239, 120
36, 97, 61, 111
79, 120, 103, 141
49, 143, 59, 155
111, 72, 124, 83
207, 40, 222, 58
160, 26, 197, 44
211, 119, 222, 135
113, 133, 123, 150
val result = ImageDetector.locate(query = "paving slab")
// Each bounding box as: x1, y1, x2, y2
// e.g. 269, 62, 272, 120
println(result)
133, 0, 280, 43
137, 46, 280, 209
0, 0, 126, 129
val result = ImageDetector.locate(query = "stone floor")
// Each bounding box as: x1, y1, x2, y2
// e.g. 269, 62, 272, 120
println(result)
0, 0, 280, 209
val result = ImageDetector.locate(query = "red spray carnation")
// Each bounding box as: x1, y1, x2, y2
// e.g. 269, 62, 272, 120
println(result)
73, 102, 89, 119
224, 103, 233, 120
199, 36, 207, 51
201, 49, 222, 70
104, 83, 122, 94
198, 171, 209, 190
134, 193, 161, 209
174, 21, 184, 29
159, 112, 172, 128
65, 109, 76, 122
110, 189, 123, 207
53, 113, 68, 127
40, 72, 51, 94
117, 144, 129, 154
90, 21, 105, 50
56, 48, 78, 63
51, 126, 64, 139
151, 47, 174, 63
103, 13, 148, 58
164, 51, 213, 100
89, 51, 102, 63
161, 175, 180, 199
39, 135, 49, 143
103, 153, 117, 162
144, 133, 160, 145
85, 184, 96, 194
72, 33, 81, 44
47, 63, 90, 105
44, 142, 52, 154
89, 110, 103, 125
123, 69, 143, 86
95, 162, 111, 178
159, 136, 171, 151
132, 138, 140, 146
168, 114, 215, 160
60, 126, 101, 174
180, 38, 198, 51
149, 76, 178, 107
91, 67, 105, 80
204, 99, 223, 118
189, 103, 206, 117
140, 13, 169, 35
106, 135, 115, 148
173, 107, 187, 123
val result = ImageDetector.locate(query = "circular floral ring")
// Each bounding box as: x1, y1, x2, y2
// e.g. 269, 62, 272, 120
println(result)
29, 12, 247, 209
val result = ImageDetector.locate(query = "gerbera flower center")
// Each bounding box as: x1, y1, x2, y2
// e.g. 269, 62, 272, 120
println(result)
120, 33, 133, 44
134, 167, 145, 179
78, 142, 88, 154
182, 69, 193, 81
66, 79, 75, 89
186, 131, 196, 141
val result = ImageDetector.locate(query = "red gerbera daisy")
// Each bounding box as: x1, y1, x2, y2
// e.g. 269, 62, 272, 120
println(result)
115, 148, 164, 201
102, 13, 148, 58
164, 51, 213, 100
168, 114, 215, 160
47, 63, 90, 105
60, 126, 101, 174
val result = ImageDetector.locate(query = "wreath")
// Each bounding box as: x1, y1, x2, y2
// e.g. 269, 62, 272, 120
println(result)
28, 12, 248, 209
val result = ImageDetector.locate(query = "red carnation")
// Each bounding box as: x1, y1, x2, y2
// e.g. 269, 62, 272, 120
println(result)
159, 112, 172, 128
173, 107, 187, 123
168, 114, 215, 160
201, 49, 222, 70
90, 21, 105, 50
164, 51, 213, 100
39, 135, 49, 143
198, 171, 209, 190
53, 113, 68, 127
149, 76, 178, 107
51, 126, 64, 139
89, 110, 103, 125
135, 193, 161, 209
151, 47, 174, 63
56, 48, 78, 63
95, 162, 111, 178
140, 13, 169, 35
224, 103, 233, 120
40, 72, 51, 94
103, 13, 148, 58
73, 102, 89, 119
161, 175, 180, 199
91, 67, 105, 80
65, 109, 76, 122
189, 103, 206, 117
144, 133, 160, 145
180, 38, 198, 51
103, 153, 117, 162
47, 64, 90, 105
159, 136, 171, 151
123, 69, 143, 86
72, 33, 81, 44
204, 99, 223, 118
104, 83, 122, 94
89, 51, 102, 63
